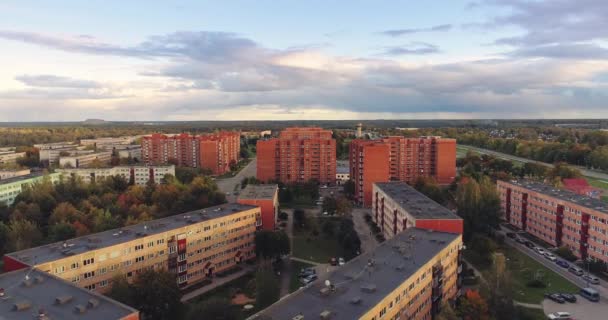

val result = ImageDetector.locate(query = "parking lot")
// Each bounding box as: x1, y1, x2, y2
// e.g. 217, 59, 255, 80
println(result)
543, 295, 608, 320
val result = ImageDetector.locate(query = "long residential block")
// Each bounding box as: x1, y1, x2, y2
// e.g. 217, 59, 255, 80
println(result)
350, 137, 456, 206
56, 165, 175, 185
251, 228, 463, 320
498, 179, 608, 264
373, 182, 463, 239
3, 203, 261, 293
237, 184, 279, 230
0, 172, 61, 206
257, 127, 336, 184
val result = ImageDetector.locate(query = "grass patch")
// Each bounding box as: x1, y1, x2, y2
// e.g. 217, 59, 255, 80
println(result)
289, 260, 315, 293
189, 273, 255, 304
292, 218, 345, 264
495, 245, 578, 304
587, 177, 608, 190
517, 307, 547, 320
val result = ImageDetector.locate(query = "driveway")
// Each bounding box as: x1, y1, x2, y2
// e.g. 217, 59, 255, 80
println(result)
543, 295, 608, 320
351, 207, 379, 254
216, 157, 257, 202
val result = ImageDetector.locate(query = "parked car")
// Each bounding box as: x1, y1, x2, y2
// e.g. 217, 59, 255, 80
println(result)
338, 257, 345, 266
301, 274, 318, 285
545, 293, 566, 304
534, 247, 546, 255
568, 266, 584, 276
506, 232, 516, 239
299, 268, 316, 278
329, 257, 338, 266
515, 237, 526, 244
558, 293, 577, 303
580, 287, 600, 302
547, 312, 572, 320
582, 274, 600, 284
556, 260, 570, 268
525, 241, 535, 249
320, 185, 328, 189
544, 252, 557, 261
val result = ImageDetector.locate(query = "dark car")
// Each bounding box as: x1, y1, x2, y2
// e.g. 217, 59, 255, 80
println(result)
525, 241, 535, 249
515, 237, 526, 244
545, 293, 566, 304
299, 268, 316, 278
559, 293, 577, 303
506, 232, 516, 239
329, 257, 338, 266
556, 260, 570, 268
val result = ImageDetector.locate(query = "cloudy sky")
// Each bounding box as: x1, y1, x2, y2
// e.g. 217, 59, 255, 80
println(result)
1, 0, 608, 121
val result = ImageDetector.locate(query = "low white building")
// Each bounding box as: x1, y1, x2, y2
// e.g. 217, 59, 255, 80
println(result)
0, 172, 61, 205
0, 168, 31, 180
115, 145, 142, 160
0, 152, 26, 165
335, 160, 350, 185
59, 151, 112, 168
56, 165, 175, 185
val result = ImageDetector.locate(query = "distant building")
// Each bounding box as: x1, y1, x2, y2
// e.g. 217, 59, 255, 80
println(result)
252, 228, 463, 320
115, 145, 142, 160
59, 152, 112, 168
237, 184, 279, 230
356, 123, 362, 138
56, 165, 175, 185
39, 146, 86, 166
4, 203, 261, 293
498, 179, 608, 264
80, 136, 139, 149
373, 182, 463, 238
257, 127, 336, 184
141, 132, 240, 174
0, 168, 31, 180
350, 136, 456, 206
33, 142, 76, 150
335, 162, 350, 185
562, 178, 601, 199
0, 173, 61, 205
0, 268, 139, 320
0, 151, 26, 165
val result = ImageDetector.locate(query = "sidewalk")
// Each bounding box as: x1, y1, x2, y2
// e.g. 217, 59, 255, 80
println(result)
180, 265, 255, 302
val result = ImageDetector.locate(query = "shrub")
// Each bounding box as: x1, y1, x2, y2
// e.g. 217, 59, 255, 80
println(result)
555, 246, 577, 262
278, 211, 288, 220
526, 279, 546, 288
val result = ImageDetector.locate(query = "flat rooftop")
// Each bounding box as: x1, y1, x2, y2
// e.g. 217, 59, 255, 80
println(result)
503, 179, 608, 215
238, 184, 278, 200
375, 182, 462, 220
0, 268, 138, 320
0, 172, 51, 185
250, 228, 459, 320
7, 203, 258, 266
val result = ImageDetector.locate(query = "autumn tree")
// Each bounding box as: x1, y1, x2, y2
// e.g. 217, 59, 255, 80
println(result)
457, 290, 490, 320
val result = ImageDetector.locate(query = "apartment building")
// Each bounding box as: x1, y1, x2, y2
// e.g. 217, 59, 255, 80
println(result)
0, 151, 26, 165
251, 228, 463, 320
141, 132, 240, 173
257, 127, 336, 184
4, 203, 261, 294
0, 168, 30, 180
34, 142, 76, 150
350, 137, 456, 206
0, 173, 61, 206
116, 145, 142, 160
498, 179, 608, 264
56, 165, 175, 185
80, 136, 139, 149
0, 268, 139, 320
59, 151, 113, 168
237, 184, 279, 230
373, 182, 463, 239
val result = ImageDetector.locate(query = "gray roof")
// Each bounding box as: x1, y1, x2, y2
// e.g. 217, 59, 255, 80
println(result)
7, 203, 259, 266
504, 179, 608, 215
0, 172, 50, 185
238, 184, 278, 200
375, 182, 461, 220
251, 228, 459, 320
0, 268, 137, 320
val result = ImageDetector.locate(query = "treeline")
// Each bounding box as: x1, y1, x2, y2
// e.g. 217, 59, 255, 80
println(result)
0, 174, 225, 255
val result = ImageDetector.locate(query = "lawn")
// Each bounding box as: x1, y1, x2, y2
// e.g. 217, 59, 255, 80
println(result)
289, 260, 315, 293
493, 245, 578, 304
292, 217, 346, 264
587, 177, 608, 190
517, 307, 547, 320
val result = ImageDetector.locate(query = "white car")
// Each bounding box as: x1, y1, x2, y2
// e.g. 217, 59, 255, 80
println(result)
547, 312, 571, 320
338, 257, 345, 266
534, 247, 546, 255
543, 252, 557, 261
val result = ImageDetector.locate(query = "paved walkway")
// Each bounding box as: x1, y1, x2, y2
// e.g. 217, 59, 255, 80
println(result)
279, 210, 295, 297
216, 157, 257, 203
514, 301, 543, 310
351, 208, 379, 254
290, 256, 322, 266
180, 265, 255, 302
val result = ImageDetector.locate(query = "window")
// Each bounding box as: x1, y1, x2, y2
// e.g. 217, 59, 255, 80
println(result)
83, 258, 95, 266
83, 271, 95, 279
55, 266, 65, 274
135, 256, 145, 263
135, 244, 144, 251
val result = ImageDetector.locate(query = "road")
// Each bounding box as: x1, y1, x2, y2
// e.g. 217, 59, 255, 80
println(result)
499, 227, 608, 299
215, 157, 257, 202
458, 144, 608, 181
351, 207, 379, 254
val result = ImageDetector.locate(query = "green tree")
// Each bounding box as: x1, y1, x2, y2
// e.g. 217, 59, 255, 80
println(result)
457, 290, 490, 320
7, 218, 43, 251
293, 209, 306, 228
255, 230, 290, 259
186, 298, 239, 320
343, 180, 355, 199
0, 222, 9, 254
322, 197, 337, 215
255, 265, 280, 309
436, 302, 459, 320
456, 176, 500, 241
49, 222, 77, 242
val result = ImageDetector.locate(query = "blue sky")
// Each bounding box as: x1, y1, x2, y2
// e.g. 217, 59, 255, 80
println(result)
1, 0, 607, 121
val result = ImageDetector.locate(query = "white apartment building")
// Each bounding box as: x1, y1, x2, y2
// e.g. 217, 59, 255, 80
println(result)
57, 165, 175, 185
0, 152, 26, 164
0, 168, 31, 180
59, 151, 112, 168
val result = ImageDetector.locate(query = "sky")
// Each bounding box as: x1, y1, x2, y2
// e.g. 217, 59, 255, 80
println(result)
1, 0, 608, 121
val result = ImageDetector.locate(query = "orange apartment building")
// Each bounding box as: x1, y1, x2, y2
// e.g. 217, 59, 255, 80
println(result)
350, 136, 456, 206
141, 132, 240, 175
498, 179, 608, 264
257, 127, 336, 184
253, 228, 463, 320
237, 184, 279, 231
3, 203, 261, 294
372, 182, 463, 238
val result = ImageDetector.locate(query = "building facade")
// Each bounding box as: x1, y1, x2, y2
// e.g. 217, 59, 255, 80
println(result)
59, 151, 113, 168
498, 180, 608, 264
141, 132, 240, 174
237, 184, 279, 230
0, 168, 31, 180
257, 127, 336, 184
4, 203, 261, 294
56, 165, 175, 185
0, 151, 26, 165
372, 182, 463, 238
252, 228, 463, 320
350, 137, 456, 206
0, 173, 61, 206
